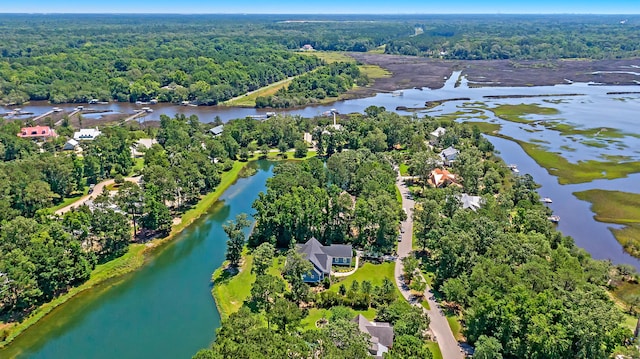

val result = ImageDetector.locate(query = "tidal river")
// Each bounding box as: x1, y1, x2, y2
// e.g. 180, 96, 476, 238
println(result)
3, 75, 640, 357
0, 161, 274, 359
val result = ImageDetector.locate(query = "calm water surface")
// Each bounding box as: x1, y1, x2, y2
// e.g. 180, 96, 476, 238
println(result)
2, 68, 640, 356
0, 161, 273, 359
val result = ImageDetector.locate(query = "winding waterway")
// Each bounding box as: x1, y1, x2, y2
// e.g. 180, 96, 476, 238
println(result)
3, 69, 640, 357
0, 161, 274, 359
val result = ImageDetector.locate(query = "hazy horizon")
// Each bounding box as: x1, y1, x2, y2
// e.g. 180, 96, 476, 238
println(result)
3, 0, 640, 15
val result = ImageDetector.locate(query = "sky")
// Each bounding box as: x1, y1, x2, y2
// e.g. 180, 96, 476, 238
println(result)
2, 0, 640, 14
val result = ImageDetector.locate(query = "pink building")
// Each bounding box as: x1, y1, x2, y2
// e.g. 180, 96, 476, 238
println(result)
17, 126, 57, 140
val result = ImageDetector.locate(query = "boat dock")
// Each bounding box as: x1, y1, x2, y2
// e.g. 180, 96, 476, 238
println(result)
120, 110, 150, 124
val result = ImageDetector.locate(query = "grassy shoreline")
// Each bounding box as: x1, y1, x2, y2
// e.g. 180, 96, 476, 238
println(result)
0, 159, 253, 349
573, 189, 640, 258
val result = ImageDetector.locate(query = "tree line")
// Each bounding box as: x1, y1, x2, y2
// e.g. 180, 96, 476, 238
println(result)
255, 62, 368, 108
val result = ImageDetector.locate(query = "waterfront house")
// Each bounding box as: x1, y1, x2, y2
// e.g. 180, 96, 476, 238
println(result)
439, 146, 459, 166
73, 128, 102, 141
428, 168, 456, 188
352, 314, 394, 358
296, 238, 352, 283
17, 126, 57, 140
209, 125, 224, 137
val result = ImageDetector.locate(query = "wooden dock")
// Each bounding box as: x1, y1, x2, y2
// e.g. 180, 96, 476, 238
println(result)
120, 111, 148, 125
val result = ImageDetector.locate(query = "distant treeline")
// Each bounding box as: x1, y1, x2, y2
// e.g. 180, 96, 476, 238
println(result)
1, 14, 639, 105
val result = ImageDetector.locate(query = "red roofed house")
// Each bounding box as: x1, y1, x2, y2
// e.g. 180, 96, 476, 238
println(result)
428, 168, 456, 188
17, 126, 57, 140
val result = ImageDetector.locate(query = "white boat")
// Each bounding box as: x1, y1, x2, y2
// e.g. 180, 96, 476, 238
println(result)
548, 215, 560, 223
541, 197, 553, 203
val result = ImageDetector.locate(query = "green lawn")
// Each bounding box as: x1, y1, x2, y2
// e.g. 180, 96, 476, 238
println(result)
426, 341, 443, 359
420, 300, 430, 310
212, 253, 256, 319
49, 190, 88, 211
399, 163, 409, 176
329, 262, 401, 297
446, 314, 464, 341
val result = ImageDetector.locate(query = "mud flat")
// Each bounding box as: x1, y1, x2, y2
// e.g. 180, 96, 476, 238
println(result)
346, 53, 640, 93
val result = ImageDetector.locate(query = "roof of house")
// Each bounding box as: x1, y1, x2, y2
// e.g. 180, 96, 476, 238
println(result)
209, 125, 224, 136
73, 128, 102, 140
430, 168, 456, 187
459, 193, 484, 211
430, 127, 446, 138
352, 315, 394, 352
18, 126, 56, 138
296, 238, 352, 275
440, 146, 459, 159
65, 139, 79, 147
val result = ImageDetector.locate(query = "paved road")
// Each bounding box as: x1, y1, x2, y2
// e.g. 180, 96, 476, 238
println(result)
54, 176, 141, 215
395, 176, 464, 359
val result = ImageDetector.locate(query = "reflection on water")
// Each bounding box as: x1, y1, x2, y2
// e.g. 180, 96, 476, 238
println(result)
0, 162, 274, 359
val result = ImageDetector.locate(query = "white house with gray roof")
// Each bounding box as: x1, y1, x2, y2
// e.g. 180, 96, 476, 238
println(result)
439, 146, 460, 166
73, 128, 102, 141
296, 238, 352, 283
209, 125, 224, 137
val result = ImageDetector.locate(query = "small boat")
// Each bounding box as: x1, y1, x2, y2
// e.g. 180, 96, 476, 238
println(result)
392, 90, 404, 97
511, 168, 520, 174
52, 107, 62, 112
541, 197, 553, 203
547, 215, 560, 223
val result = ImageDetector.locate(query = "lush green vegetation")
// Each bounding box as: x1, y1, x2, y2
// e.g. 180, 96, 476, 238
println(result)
256, 62, 368, 108
199, 109, 637, 358
0, 110, 325, 344
490, 103, 560, 123
574, 190, 640, 258
407, 123, 631, 358
383, 15, 640, 59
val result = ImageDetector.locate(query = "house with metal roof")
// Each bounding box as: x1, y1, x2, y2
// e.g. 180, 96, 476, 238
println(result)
209, 125, 224, 137
296, 238, 352, 283
439, 146, 459, 166
353, 314, 394, 358
73, 128, 102, 141
458, 193, 484, 211
17, 126, 57, 140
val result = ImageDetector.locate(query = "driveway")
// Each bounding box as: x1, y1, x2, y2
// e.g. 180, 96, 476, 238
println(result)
55, 176, 142, 215
395, 175, 464, 359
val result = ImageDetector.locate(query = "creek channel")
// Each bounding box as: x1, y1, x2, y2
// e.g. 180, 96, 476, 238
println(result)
0, 161, 274, 359
3, 73, 640, 357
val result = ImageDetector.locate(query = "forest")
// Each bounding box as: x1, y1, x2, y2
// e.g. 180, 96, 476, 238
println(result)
255, 62, 368, 108
193, 108, 636, 358
2, 14, 640, 105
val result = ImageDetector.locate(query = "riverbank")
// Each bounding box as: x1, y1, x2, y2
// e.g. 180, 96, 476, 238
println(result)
0, 159, 254, 348
574, 190, 640, 258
